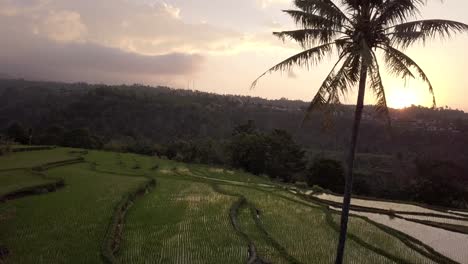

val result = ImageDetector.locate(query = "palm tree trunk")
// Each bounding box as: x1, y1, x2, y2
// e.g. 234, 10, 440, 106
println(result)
335, 64, 368, 264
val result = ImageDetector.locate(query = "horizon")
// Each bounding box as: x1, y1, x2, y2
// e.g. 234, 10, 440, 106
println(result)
1, 0, 467, 111
2, 2, 468, 263
3, 77, 467, 113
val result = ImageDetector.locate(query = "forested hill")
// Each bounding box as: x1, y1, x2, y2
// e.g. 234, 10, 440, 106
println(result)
1, 78, 468, 158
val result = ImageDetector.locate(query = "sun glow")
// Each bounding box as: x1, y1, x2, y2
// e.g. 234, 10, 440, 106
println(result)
387, 87, 418, 109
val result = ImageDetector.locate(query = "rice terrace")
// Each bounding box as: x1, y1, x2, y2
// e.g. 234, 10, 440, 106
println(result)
0, 146, 467, 263
2, 0, 468, 263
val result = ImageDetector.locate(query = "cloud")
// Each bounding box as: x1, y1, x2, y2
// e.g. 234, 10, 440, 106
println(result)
257, 0, 291, 9
0, 43, 203, 84
0, 0, 297, 86
264, 19, 283, 30
0, 0, 49, 16
0, 12, 203, 85
39, 10, 87, 42
160, 2, 181, 19
1, 0, 295, 55
0, 40, 204, 84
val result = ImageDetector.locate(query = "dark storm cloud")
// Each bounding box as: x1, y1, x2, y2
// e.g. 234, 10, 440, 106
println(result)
0, 29, 203, 83
0, 1, 205, 84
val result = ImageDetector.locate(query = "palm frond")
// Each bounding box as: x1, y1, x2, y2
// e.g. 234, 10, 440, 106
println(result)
383, 46, 416, 80
274, 29, 339, 48
302, 53, 349, 125
282, 10, 342, 30
388, 31, 424, 47
381, 45, 436, 107
303, 52, 361, 122
341, 0, 393, 15
389, 19, 468, 48
340, 0, 359, 11
333, 53, 361, 96
294, 0, 350, 24
376, 0, 424, 26
368, 51, 391, 128
340, 0, 375, 12
250, 42, 337, 89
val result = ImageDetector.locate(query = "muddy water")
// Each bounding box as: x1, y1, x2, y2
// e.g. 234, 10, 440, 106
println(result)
331, 207, 468, 264
398, 214, 468, 227
449, 210, 468, 216
315, 193, 460, 217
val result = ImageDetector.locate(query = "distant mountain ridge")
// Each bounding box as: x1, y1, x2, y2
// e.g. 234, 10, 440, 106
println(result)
1, 78, 468, 158
0, 73, 14, 79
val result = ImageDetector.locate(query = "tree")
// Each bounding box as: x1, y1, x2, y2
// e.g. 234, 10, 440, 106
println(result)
229, 133, 268, 175
40, 125, 66, 145
63, 128, 101, 149
307, 158, 344, 192
251, 1, 468, 262
232, 120, 257, 135
412, 159, 468, 208
6, 122, 28, 144
265, 129, 306, 182
229, 123, 306, 178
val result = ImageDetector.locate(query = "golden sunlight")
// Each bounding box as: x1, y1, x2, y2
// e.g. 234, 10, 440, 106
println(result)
387, 87, 418, 109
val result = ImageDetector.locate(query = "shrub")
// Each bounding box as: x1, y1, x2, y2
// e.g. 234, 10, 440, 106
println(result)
0, 145, 11, 156
306, 158, 345, 193
311, 185, 325, 194
294, 181, 308, 189
388, 209, 396, 219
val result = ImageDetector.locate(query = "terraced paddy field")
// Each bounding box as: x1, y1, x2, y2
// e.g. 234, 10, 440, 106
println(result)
118, 177, 247, 263
1, 147, 467, 263
0, 147, 75, 171
0, 170, 56, 198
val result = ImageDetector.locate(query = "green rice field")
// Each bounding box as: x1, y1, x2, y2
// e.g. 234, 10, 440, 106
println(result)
0, 147, 466, 263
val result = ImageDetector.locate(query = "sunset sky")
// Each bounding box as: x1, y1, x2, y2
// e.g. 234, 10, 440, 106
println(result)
1, 0, 467, 110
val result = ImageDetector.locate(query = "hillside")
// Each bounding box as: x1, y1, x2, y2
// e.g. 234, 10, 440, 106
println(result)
1, 79, 468, 158
1, 147, 467, 263
2, 79, 468, 209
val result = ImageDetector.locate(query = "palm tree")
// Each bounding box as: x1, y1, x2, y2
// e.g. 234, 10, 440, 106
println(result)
251, 0, 468, 263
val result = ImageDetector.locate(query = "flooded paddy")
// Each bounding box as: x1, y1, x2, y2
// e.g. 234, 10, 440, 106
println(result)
330, 207, 468, 264
314, 193, 460, 217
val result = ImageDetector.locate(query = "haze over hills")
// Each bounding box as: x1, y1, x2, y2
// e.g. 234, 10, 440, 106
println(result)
1, 78, 467, 155
1, 82, 468, 262
0, 73, 13, 79
2, 0, 468, 263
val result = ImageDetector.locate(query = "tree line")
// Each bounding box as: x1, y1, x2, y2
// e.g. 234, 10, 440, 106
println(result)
3, 119, 467, 209
0, 79, 467, 209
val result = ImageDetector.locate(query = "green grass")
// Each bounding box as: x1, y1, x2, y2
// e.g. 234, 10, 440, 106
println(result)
118, 176, 248, 263
86, 150, 272, 185
331, 214, 436, 264
85, 151, 154, 175
0, 170, 55, 197
271, 188, 323, 208
10, 145, 52, 151
219, 185, 401, 264
0, 148, 75, 171
190, 165, 272, 185
236, 203, 288, 263
0, 147, 458, 263
0, 163, 147, 263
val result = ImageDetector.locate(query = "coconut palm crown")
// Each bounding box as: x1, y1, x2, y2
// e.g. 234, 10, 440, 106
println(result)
251, 0, 468, 263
